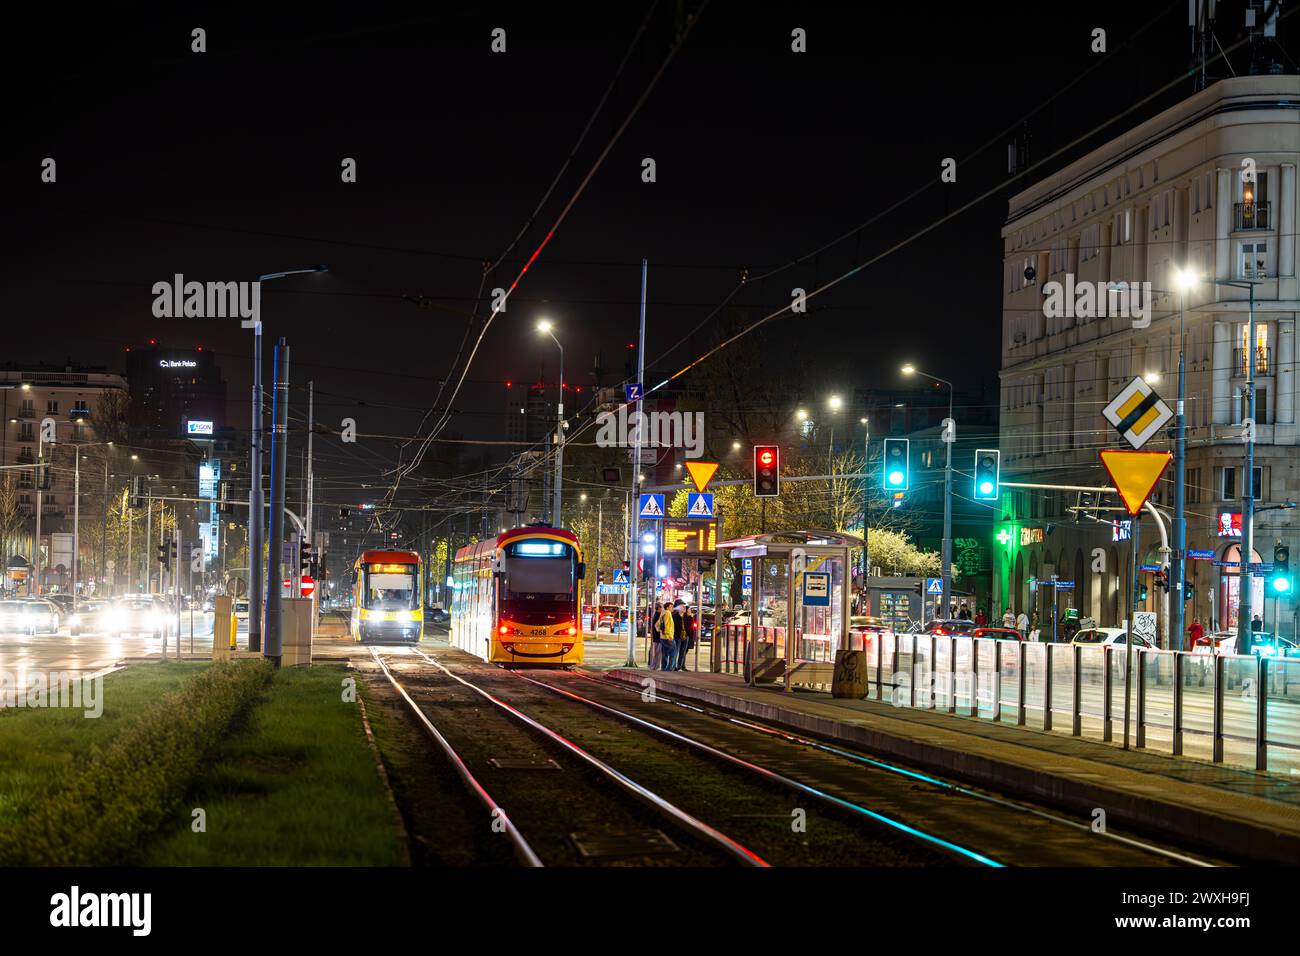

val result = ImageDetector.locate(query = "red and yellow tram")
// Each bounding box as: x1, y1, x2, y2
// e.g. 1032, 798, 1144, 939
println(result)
450, 526, 584, 666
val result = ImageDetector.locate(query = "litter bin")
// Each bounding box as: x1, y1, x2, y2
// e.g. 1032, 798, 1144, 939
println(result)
832, 649, 870, 699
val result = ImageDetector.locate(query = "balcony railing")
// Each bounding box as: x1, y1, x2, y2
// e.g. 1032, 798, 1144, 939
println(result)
1234, 201, 1272, 231
1234, 346, 1272, 376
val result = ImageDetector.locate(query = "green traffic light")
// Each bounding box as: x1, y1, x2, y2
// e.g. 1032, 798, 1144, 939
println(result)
1273, 576, 1291, 594
888, 471, 904, 486
978, 480, 994, 495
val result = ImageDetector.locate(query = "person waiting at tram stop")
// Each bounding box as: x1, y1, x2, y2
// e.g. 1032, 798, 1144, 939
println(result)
1252, 614, 1263, 633
657, 602, 676, 671
649, 604, 664, 669
678, 607, 698, 670
671, 599, 688, 670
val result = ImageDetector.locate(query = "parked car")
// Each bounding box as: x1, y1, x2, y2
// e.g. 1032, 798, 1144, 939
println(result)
1071, 626, 1152, 648
427, 605, 450, 626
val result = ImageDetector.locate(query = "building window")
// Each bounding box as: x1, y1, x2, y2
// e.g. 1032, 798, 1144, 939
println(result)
17, 424, 33, 442
1239, 241, 1268, 279
18, 400, 33, 418
1222, 466, 1264, 501
45, 400, 58, 415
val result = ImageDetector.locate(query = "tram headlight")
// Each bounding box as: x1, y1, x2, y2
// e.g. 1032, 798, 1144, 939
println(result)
395, 610, 412, 622
566, 625, 577, 636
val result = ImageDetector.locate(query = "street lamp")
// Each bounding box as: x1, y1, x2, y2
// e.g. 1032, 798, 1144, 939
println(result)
536, 319, 565, 526
902, 363, 955, 617
69, 440, 113, 610
249, 265, 327, 653
1179, 272, 1263, 648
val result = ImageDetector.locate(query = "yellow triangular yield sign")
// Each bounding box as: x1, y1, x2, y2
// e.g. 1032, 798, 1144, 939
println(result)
684, 461, 719, 493
1098, 449, 1172, 515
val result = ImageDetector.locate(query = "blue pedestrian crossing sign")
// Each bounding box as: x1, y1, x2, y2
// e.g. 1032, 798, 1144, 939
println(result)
613, 568, 629, 584
625, 383, 643, 402
686, 492, 714, 518
638, 493, 665, 519
925, 578, 943, 595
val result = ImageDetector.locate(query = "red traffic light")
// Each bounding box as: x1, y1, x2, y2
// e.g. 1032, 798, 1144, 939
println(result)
759, 450, 775, 466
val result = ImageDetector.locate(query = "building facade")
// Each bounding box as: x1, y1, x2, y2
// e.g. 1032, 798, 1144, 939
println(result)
997, 75, 1300, 645
0, 365, 129, 592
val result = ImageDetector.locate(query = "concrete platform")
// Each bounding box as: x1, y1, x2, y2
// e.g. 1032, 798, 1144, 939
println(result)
600, 666, 1300, 865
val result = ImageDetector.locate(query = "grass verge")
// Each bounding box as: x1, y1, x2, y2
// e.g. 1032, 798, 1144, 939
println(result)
141, 662, 407, 866
0, 662, 206, 831
0, 660, 272, 865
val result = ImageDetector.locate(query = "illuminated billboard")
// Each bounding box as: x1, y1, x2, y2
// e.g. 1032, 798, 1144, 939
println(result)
187, 420, 214, 435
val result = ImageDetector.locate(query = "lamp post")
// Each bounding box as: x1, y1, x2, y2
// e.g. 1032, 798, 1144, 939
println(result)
70, 440, 113, 611
249, 266, 327, 652
902, 364, 954, 618
1170, 269, 1200, 649
537, 319, 565, 526
1185, 275, 1263, 645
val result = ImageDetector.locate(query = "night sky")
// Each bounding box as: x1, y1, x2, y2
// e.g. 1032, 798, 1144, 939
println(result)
2, 1, 1227, 503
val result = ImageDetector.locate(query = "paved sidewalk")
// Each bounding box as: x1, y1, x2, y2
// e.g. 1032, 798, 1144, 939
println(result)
600, 666, 1300, 864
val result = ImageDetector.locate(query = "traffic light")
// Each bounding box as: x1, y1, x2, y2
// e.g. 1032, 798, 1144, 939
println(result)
973, 448, 1000, 501
597, 569, 605, 585
37, 463, 51, 491
1154, 567, 1169, 593
1138, 582, 1149, 602
1271, 542, 1291, 595
157, 543, 168, 565
169, 539, 179, 561
131, 476, 143, 508
1184, 582, 1195, 603
753, 445, 780, 497
882, 438, 909, 491
300, 539, 313, 576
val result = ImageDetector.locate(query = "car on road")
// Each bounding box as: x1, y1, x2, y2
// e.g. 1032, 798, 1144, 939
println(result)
426, 605, 450, 626
596, 604, 627, 632
970, 626, 1024, 664
1071, 626, 1152, 648
20, 598, 63, 632
106, 595, 173, 638
848, 615, 893, 648
922, 618, 976, 636
1193, 631, 1300, 658
0, 600, 55, 635
69, 600, 113, 635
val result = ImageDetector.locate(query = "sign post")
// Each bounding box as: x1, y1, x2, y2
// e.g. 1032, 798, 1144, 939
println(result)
1097, 448, 1172, 751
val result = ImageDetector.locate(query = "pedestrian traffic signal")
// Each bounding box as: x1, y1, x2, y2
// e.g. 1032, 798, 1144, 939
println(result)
1184, 582, 1195, 602
753, 445, 780, 497
1271, 542, 1291, 594
882, 438, 909, 491
973, 448, 1000, 500
1138, 582, 1149, 602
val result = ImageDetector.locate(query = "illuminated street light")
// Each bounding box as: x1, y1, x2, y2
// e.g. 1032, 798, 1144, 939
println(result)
827, 394, 843, 411
796, 409, 808, 421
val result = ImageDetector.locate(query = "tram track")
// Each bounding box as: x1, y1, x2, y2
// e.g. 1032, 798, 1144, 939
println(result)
407, 647, 983, 867
412, 650, 1217, 867
576, 671, 1220, 866
367, 647, 767, 867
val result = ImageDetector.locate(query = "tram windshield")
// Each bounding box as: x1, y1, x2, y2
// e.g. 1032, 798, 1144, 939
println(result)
502, 539, 576, 603
362, 565, 419, 610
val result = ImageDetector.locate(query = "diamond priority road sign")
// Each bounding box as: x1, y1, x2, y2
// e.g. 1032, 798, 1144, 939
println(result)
1098, 449, 1172, 516
1101, 376, 1173, 450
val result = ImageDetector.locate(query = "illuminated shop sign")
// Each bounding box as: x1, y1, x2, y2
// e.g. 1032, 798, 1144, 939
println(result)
160, 359, 198, 368
1019, 527, 1044, 547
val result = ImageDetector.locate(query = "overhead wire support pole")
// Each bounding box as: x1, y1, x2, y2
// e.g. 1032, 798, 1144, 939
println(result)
626, 258, 648, 667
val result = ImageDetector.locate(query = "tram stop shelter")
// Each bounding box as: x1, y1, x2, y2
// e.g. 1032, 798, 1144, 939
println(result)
711, 530, 861, 692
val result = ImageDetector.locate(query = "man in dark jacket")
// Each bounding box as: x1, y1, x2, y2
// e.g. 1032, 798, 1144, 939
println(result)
671, 600, 688, 670
678, 607, 698, 670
